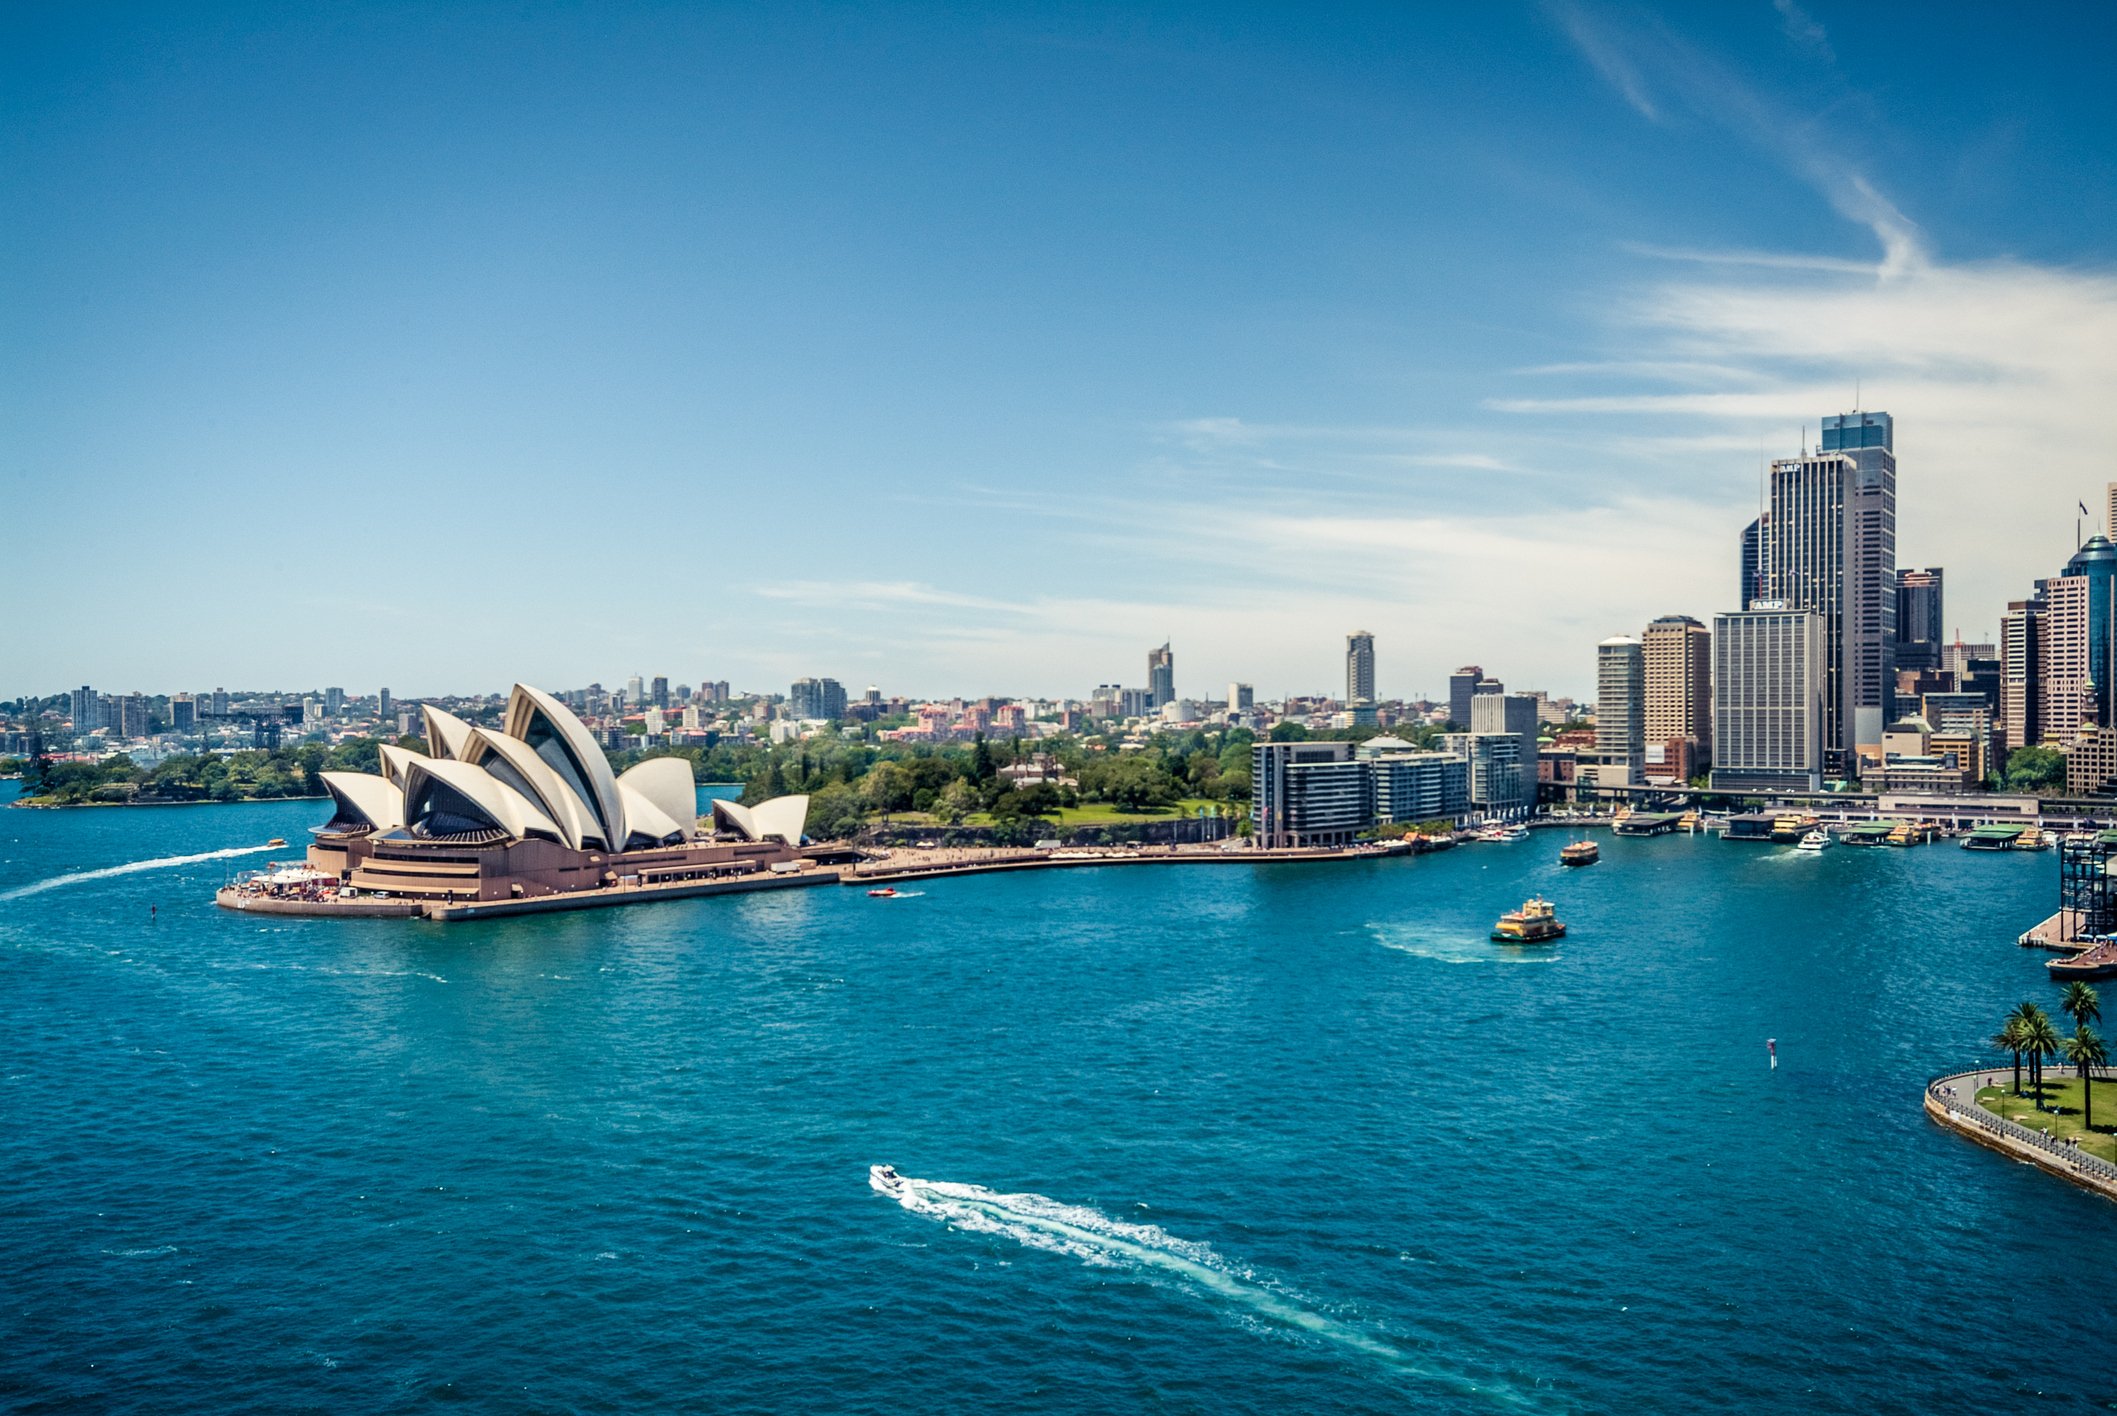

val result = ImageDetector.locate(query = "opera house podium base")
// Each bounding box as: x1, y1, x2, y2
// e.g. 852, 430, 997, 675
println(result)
213, 682, 824, 925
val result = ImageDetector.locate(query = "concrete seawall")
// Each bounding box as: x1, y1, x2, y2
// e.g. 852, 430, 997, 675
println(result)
1925, 1070, 2117, 1204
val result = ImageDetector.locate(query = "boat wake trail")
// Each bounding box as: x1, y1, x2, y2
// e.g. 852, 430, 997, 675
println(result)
0, 844, 283, 901
871, 1169, 1546, 1408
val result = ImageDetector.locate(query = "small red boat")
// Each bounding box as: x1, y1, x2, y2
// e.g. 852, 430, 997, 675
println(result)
867, 887, 900, 898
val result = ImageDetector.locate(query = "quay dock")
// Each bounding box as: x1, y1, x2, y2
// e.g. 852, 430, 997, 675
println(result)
1611, 811, 1686, 837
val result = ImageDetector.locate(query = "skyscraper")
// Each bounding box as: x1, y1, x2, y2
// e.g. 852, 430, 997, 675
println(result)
378, 687, 392, 723
1764, 411, 1896, 772
1447, 666, 1483, 729
1894, 568, 1944, 673
323, 686, 345, 718
625, 674, 645, 708
1740, 515, 1767, 608
1147, 643, 1174, 709
69, 686, 97, 733
651, 676, 670, 710
2012, 536, 2117, 750
1819, 410, 1898, 740
1227, 682, 1254, 711
2106, 481, 2117, 542
1595, 637, 1644, 786
1711, 606, 1825, 791
1345, 631, 1375, 705
1642, 614, 1712, 762
2001, 597, 2041, 752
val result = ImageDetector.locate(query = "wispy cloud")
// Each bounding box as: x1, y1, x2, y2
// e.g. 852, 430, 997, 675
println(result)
1550, 1, 1660, 121
1552, 2, 1921, 274
1772, 0, 1834, 62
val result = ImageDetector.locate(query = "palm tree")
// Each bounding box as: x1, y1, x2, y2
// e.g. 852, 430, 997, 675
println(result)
2063, 1025, 2108, 1132
1994, 1017, 2028, 1097
2063, 981, 2102, 1033
2021, 1007, 2064, 1109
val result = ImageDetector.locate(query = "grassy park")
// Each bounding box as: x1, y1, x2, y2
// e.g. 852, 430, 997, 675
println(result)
1976, 1079, 2117, 1164
879, 797, 1229, 830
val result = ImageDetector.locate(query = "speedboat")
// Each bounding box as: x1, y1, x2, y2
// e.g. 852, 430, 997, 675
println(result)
1796, 829, 1833, 851
867, 887, 900, 898
869, 1163, 910, 1197
266, 837, 287, 847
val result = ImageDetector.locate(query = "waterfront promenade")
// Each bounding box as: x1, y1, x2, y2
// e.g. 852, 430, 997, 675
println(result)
1924, 1069, 2117, 1203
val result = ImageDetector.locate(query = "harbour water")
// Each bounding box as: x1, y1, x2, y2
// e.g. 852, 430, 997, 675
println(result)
5, 793, 2114, 1413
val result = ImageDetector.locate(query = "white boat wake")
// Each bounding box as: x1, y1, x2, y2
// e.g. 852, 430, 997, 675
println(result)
870, 1167, 1544, 1408
0, 844, 283, 901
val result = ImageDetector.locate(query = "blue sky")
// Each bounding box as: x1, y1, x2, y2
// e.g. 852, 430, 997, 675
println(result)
6, 3, 2114, 701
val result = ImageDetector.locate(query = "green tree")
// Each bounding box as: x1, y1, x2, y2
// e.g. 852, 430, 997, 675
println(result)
860, 761, 914, 815
805, 782, 865, 840
934, 779, 978, 824
2062, 981, 2102, 1034
2002, 745, 2067, 793
2063, 1024, 2108, 1131
969, 734, 995, 784
2019, 1004, 2063, 1106
1995, 1014, 2029, 1096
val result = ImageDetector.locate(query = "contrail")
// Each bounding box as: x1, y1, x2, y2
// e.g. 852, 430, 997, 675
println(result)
0, 844, 283, 901
871, 1169, 1548, 1409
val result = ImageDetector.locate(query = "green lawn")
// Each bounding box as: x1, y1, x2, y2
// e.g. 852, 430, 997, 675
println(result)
954, 796, 1229, 829
1976, 1078, 2117, 1163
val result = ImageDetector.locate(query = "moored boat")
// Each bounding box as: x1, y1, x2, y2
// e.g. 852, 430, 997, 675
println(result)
1492, 896, 1566, 943
1559, 840, 1599, 867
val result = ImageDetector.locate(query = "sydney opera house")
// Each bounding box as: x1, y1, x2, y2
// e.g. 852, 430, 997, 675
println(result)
284, 683, 812, 907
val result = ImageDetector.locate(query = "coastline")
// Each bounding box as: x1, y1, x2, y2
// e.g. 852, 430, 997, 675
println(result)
1925, 1070, 2117, 1204
9, 793, 329, 810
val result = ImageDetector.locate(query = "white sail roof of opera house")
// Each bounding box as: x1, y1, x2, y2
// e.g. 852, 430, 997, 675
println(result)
314, 685, 815, 852
319, 771, 405, 834
711, 794, 810, 845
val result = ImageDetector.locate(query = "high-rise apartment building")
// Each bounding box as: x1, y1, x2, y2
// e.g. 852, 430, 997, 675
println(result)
70, 686, 97, 733
1763, 411, 1896, 772
790, 677, 848, 722
113, 693, 150, 738
1711, 607, 1825, 791
1595, 637, 1645, 786
1470, 692, 1540, 811
1895, 568, 1944, 673
1147, 643, 1175, 709
651, 676, 670, 710
1447, 666, 1483, 728
1227, 682, 1254, 711
170, 694, 197, 733
378, 688, 392, 723
625, 675, 645, 708
323, 686, 345, 718
211, 687, 229, 717
1251, 740, 1369, 848
1642, 614, 1712, 759
1345, 631, 1375, 705
2106, 481, 2117, 542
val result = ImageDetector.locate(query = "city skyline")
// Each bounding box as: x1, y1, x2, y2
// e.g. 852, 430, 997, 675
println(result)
6, 6, 2115, 698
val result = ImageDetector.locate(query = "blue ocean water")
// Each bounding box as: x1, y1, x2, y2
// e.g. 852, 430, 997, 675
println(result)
3, 794, 2113, 1414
